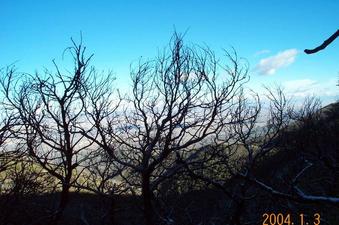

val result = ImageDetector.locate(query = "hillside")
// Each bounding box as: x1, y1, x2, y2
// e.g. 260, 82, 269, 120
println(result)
0, 102, 338, 225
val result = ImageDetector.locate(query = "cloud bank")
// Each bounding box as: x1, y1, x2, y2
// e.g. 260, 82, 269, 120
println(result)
282, 78, 338, 98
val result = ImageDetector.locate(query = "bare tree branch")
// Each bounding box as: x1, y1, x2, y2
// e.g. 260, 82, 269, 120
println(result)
304, 29, 339, 54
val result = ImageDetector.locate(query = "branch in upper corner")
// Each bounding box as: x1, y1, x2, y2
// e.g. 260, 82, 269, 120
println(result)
304, 30, 339, 54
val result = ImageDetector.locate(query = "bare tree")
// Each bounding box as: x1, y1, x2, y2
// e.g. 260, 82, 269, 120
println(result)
177, 86, 339, 224
0, 71, 20, 174
236, 96, 339, 205
1, 31, 336, 225
235, 94, 339, 224
0, 40, 100, 225
80, 32, 248, 225
0, 70, 27, 224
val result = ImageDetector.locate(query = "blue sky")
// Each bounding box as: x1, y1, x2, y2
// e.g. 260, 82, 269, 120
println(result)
1, 0, 338, 104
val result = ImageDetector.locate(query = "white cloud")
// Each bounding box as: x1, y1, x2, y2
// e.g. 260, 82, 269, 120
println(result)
283, 79, 317, 97
282, 78, 338, 98
256, 49, 298, 75
254, 49, 270, 56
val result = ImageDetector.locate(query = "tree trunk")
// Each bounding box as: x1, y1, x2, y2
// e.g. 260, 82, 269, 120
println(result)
142, 172, 154, 225
108, 194, 115, 225
49, 182, 70, 225
230, 199, 243, 225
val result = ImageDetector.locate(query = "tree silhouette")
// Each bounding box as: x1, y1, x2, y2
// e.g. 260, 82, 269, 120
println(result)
0, 32, 338, 225
80, 32, 249, 225
0, 40, 99, 225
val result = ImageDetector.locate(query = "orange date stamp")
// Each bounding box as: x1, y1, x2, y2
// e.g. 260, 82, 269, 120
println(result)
262, 213, 321, 225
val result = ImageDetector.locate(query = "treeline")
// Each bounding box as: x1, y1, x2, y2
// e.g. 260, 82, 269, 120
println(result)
0, 33, 338, 225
